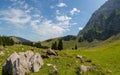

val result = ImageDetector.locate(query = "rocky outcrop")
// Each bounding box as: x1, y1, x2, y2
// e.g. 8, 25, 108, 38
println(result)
2, 51, 44, 75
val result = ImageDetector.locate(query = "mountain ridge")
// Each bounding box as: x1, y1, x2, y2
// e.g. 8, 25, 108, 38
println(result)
78, 0, 120, 42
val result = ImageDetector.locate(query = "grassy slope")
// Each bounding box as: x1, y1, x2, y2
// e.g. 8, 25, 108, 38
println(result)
0, 39, 120, 75
41, 34, 120, 50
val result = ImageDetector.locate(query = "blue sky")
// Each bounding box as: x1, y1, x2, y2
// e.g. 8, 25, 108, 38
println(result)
0, 0, 107, 41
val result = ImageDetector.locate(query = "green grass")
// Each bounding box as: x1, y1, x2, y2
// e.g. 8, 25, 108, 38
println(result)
41, 34, 120, 50
0, 40, 120, 75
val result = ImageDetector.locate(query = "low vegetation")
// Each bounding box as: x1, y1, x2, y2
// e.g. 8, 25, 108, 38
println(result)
0, 39, 120, 75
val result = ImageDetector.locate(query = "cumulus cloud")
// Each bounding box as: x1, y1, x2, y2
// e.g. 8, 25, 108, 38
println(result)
1, 0, 77, 41
78, 27, 83, 30
70, 8, 80, 15
30, 19, 66, 40
56, 16, 72, 21
30, 15, 72, 40
57, 3, 67, 7
0, 9, 31, 27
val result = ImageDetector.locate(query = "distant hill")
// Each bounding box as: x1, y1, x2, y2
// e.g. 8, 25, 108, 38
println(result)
41, 35, 78, 49
10, 36, 31, 43
78, 0, 120, 42
44, 35, 77, 42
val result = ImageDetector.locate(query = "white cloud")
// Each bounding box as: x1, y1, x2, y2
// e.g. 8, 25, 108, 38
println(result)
24, 4, 29, 9
33, 14, 40, 17
0, 9, 31, 27
56, 16, 72, 21
72, 23, 77, 25
30, 19, 66, 40
30, 15, 72, 40
57, 3, 67, 7
18, 0, 25, 5
78, 27, 83, 30
1, 0, 77, 41
70, 8, 80, 15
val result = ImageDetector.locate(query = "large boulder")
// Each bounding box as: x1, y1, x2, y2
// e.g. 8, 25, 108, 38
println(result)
2, 51, 44, 75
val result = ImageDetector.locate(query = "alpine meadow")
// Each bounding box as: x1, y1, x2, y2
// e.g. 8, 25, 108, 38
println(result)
0, 0, 120, 75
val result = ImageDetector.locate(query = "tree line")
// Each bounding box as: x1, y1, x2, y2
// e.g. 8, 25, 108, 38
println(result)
51, 39, 63, 50
0, 36, 14, 46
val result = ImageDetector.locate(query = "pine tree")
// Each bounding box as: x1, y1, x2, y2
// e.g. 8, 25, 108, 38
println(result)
51, 42, 55, 50
58, 39, 63, 50
0, 36, 14, 46
34, 42, 42, 48
75, 44, 78, 50
51, 41, 57, 50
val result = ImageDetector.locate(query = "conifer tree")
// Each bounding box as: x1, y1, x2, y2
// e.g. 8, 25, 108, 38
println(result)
58, 39, 63, 50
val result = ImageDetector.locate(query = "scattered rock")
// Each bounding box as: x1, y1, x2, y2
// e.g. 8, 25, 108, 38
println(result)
67, 63, 72, 67
0, 51, 4, 56
76, 55, 84, 63
85, 59, 92, 63
79, 65, 91, 74
76, 55, 83, 59
107, 70, 112, 73
46, 49, 58, 56
2, 51, 44, 75
47, 64, 58, 74
31, 48, 34, 51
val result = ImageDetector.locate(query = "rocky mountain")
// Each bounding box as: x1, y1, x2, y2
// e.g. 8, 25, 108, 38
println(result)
78, 0, 120, 42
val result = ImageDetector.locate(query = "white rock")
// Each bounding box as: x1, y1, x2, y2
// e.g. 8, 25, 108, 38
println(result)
30, 53, 44, 72
80, 65, 91, 74
76, 55, 83, 59
47, 63, 58, 74
2, 51, 44, 75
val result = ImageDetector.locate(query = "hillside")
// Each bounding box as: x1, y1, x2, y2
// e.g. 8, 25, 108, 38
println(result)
41, 35, 78, 49
78, 0, 120, 42
10, 36, 31, 43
